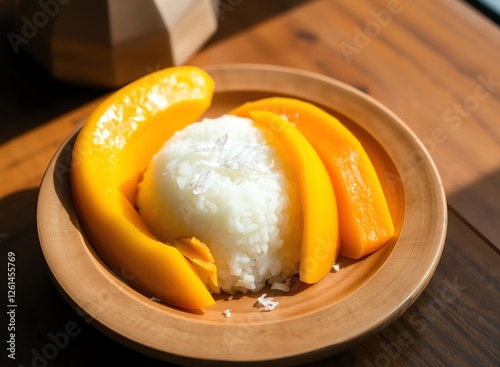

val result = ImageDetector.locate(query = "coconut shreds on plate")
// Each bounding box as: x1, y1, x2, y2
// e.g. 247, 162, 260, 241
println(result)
150, 296, 162, 302
271, 282, 290, 292
271, 277, 292, 292
222, 309, 232, 318
256, 293, 279, 311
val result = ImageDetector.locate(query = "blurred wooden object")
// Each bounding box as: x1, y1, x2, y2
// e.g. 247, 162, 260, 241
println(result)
13, 0, 217, 87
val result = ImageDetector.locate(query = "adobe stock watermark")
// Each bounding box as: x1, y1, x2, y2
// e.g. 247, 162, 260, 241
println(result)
222, 293, 295, 354
7, 0, 71, 54
363, 277, 468, 367
16, 321, 81, 367
215, 0, 244, 22
339, 0, 413, 64
14, 266, 150, 367
442, 73, 499, 131
385, 73, 498, 192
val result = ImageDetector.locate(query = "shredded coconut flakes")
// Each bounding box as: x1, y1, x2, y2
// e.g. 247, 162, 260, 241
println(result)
256, 293, 279, 311
187, 133, 274, 195
271, 282, 290, 292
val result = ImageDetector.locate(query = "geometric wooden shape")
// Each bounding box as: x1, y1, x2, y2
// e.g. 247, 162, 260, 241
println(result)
14, 0, 217, 87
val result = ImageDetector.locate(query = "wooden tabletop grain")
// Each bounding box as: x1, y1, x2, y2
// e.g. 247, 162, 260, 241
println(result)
1, 0, 499, 366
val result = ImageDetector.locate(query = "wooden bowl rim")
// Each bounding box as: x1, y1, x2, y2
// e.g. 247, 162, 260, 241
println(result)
37, 64, 447, 366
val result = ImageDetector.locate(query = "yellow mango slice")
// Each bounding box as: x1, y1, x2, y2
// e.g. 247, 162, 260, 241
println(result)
249, 110, 339, 284
174, 237, 218, 288
71, 66, 216, 309
232, 98, 394, 260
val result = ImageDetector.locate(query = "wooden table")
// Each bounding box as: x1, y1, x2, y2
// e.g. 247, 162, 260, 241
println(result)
1, 0, 498, 366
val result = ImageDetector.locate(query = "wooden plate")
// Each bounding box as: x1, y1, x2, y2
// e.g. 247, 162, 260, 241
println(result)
37, 64, 447, 366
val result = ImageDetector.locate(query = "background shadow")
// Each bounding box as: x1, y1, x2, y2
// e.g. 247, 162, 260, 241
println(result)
0, 0, 309, 144
448, 168, 500, 252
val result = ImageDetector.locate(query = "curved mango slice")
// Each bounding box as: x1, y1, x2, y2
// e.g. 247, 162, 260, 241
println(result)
232, 98, 394, 260
249, 110, 339, 284
174, 237, 218, 289
71, 66, 216, 309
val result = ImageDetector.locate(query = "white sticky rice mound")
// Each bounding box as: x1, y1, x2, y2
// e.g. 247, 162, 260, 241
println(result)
137, 115, 302, 294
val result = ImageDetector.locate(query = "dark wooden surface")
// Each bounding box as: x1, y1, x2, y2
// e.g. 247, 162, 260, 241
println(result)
1, 0, 499, 366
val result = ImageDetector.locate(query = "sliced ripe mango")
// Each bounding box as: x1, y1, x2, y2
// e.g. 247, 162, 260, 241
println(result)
174, 237, 218, 288
231, 98, 394, 260
249, 110, 339, 284
71, 66, 216, 309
